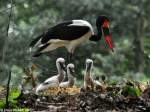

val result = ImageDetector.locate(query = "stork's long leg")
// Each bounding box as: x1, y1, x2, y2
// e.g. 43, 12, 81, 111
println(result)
64, 52, 73, 81
70, 48, 75, 62
66, 52, 73, 63
65, 52, 73, 81
69, 52, 73, 62
67, 47, 75, 62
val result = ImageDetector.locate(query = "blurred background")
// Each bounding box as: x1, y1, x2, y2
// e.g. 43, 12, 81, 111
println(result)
0, 0, 150, 86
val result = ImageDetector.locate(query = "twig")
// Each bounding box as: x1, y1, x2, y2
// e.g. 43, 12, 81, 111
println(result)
38, 102, 68, 106
30, 69, 36, 88
3, 0, 13, 108
1, 0, 13, 69
5, 70, 11, 108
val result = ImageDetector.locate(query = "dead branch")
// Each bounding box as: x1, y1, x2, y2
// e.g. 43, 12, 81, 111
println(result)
5, 70, 11, 108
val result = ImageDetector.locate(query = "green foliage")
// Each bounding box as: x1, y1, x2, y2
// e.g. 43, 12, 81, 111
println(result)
9, 88, 21, 108
144, 37, 150, 60
11, 65, 23, 85
9, 88, 21, 101
108, 80, 118, 86
0, 100, 6, 109
76, 80, 83, 87
0, 88, 21, 109
123, 86, 141, 97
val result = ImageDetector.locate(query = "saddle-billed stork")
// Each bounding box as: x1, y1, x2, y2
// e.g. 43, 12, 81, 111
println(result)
30, 16, 114, 59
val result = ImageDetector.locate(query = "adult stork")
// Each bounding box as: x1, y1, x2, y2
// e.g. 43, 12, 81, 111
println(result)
30, 16, 114, 59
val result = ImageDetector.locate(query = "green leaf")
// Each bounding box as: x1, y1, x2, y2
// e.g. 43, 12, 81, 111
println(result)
108, 80, 118, 85
0, 100, 6, 109
129, 87, 141, 97
9, 88, 21, 101
124, 86, 141, 97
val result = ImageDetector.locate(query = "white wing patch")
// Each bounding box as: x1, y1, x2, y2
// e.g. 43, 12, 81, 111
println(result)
69, 20, 94, 35
48, 39, 69, 43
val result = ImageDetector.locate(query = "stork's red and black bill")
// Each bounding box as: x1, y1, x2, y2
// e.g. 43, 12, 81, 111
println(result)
102, 20, 114, 52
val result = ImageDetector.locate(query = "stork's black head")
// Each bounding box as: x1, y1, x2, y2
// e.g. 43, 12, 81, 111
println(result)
96, 15, 114, 52
96, 15, 109, 27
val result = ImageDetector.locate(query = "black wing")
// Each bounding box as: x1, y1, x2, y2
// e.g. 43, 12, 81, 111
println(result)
29, 34, 43, 47
41, 21, 90, 43
30, 21, 90, 46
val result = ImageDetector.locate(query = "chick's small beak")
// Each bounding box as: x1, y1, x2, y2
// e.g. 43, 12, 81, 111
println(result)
63, 65, 66, 71
69, 68, 75, 74
87, 63, 92, 71
60, 63, 66, 71
71, 69, 75, 74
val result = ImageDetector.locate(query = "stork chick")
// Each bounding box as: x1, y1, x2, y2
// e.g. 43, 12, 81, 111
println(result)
59, 63, 76, 87
36, 58, 66, 93
83, 59, 94, 91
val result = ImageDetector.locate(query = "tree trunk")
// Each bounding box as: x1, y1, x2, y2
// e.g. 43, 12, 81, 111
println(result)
133, 13, 145, 73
